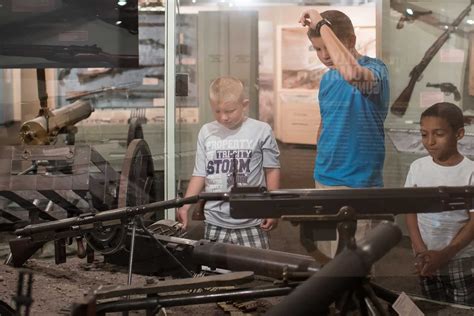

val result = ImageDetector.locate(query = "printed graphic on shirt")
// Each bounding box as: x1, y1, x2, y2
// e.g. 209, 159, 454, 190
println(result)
206, 149, 253, 188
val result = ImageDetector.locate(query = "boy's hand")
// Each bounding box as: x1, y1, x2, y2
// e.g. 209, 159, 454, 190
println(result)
260, 218, 278, 231
413, 252, 427, 275
298, 9, 323, 29
420, 250, 451, 276
176, 206, 189, 230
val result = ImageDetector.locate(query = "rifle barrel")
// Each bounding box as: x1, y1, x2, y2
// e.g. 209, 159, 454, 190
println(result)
15, 192, 226, 237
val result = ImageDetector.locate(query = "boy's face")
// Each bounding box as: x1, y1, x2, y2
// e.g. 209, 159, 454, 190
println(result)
210, 98, 248, 129
309, 35, 355, 69
420, 116, 464, 164
310, 36, 334, 68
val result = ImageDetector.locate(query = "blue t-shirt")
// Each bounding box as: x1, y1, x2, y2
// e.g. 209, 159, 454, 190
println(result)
314, 56, 389, 187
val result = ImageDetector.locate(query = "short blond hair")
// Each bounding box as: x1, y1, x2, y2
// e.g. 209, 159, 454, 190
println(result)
209, 76, 245, 104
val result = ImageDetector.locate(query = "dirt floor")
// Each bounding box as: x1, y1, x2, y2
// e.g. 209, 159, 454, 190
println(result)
0, 232, 281, 316
1, 232, 474, 316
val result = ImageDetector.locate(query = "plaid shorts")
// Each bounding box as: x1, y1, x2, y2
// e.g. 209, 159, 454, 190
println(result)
420, 256, 474, 306
204, 223, 269, 249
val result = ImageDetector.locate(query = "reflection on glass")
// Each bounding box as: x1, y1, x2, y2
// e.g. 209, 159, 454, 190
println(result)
0, 0, 139, 68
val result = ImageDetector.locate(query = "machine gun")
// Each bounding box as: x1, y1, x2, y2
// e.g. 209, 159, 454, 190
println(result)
390, 1, 472, 116
426, 82, 461, 101
19, 99, 94, 145
9, 185, 474, 267
0, 44, 138, 68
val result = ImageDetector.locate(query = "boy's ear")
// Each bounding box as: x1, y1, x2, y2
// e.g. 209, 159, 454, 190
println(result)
242, 99, 250, 108
345, 35, 356, 49
456, 127, 465, 140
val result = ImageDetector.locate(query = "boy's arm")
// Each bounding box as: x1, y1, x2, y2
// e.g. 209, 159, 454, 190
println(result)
315, 120, 323, 158
299, 9, 376, 92
260, 168, 281, 231
405, 214, 427, 255
405, 213, 428, 275
421, 212, 474, 276
177, 176, 205, 229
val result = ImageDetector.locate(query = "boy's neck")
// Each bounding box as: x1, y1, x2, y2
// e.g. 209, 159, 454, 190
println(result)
351, 48, 362, 60
432, 152, 464, 167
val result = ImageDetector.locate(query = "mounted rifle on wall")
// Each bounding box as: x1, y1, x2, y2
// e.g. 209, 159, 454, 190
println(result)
390, 1, 473, 116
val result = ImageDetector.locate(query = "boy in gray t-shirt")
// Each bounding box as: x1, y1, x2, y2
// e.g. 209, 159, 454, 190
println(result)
177, 76, 280, 248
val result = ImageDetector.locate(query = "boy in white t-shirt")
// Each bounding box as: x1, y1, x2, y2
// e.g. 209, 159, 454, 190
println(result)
405, 102, 474, 305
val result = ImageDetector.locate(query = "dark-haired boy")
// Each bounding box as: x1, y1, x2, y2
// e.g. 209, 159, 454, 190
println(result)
405, 102, 474, 305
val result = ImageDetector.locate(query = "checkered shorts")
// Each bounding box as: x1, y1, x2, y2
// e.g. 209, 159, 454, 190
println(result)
420, 256, 474, 306
204, 223, 269, 249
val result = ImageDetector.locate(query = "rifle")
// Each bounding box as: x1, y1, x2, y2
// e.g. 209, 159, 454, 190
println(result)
0, 44, 138, 68
390, 1, 472, 116
396, 9, 433, 29
426, 82, 461, 101
65, 82, 141, 102
77, 68, 125, 84
9, 192, 225, 267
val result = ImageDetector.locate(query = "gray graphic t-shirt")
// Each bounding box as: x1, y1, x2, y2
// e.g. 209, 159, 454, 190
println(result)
193, 118, 280, 228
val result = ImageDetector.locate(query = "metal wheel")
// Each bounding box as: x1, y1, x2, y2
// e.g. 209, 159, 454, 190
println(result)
85, 139, 155, 254
117, 138, 155, 208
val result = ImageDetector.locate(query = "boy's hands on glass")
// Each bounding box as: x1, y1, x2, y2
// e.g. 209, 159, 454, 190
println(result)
176, 206, 189, 230
260, 218, 278, 231
298, 9, 323, 29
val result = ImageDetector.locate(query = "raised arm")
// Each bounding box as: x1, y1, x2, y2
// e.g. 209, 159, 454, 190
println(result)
299, 9, 376, 92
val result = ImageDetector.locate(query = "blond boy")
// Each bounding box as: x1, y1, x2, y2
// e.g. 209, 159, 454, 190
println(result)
177, 77, 280, 248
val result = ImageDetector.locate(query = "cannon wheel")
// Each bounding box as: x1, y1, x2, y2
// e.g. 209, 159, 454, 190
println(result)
85, 139, 155, 254
117, 138, 155, 209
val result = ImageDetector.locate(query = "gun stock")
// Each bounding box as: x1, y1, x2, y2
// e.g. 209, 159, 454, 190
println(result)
390, 77, 418, 116
9, 238, 46, 267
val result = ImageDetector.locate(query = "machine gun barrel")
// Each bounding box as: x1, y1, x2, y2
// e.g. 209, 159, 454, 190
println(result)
266, 221, 402, 316
228, 186, 474, 219
155, 235, 320, 280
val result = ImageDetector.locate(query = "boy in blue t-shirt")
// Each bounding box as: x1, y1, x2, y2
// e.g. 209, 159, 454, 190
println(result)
298, 9, 390, 258
405, 102, 473, 306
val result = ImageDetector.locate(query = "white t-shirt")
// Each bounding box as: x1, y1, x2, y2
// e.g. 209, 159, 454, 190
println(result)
193, 118, 280, 228
404, 156, 474, 259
